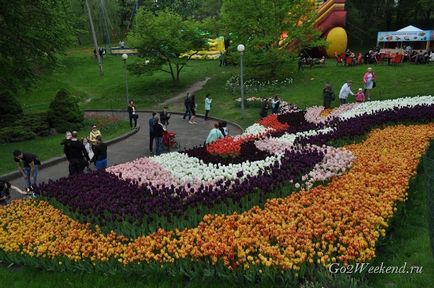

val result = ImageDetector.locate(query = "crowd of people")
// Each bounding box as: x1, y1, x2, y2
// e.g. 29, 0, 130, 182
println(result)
9, 124, 109, 197
339, 46, 434, 66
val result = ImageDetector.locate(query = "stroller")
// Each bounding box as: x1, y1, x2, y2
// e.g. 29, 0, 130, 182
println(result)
163, 130, 179, 151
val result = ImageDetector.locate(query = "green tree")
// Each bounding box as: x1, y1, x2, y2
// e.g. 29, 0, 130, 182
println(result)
346, 0, 433, 47
0, 0, 73, 92
221, 0, 321, 79
127, 9, 208, 84
0, 90, 23, 125
141, 0, 202, 19
48, 89, 84, 133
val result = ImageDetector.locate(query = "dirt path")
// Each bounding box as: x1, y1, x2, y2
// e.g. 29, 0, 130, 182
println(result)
161, 77, 211, 106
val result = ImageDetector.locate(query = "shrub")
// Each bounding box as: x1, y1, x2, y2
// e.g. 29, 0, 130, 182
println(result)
48, 89, 84, 133
0, 90, 23, 125
14, 113, 50, 136
0, 126, 36, 143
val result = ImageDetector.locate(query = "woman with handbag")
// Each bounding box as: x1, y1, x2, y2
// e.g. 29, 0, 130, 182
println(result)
127, 100, 138, 128
363, 67, 376, 101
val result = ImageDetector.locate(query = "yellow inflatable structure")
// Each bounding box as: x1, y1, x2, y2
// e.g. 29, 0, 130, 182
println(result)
325, 27, 348, 57
181, 37, 225, 60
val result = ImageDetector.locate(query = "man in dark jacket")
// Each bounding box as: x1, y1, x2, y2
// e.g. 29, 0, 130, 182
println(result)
153, 116, 165, 156
148, 112, 156, 153
64, 131, 90, 175
183, 93, 192, 120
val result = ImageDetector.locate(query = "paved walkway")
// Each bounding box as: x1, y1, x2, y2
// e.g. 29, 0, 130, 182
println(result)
8, 111, 242, 199
160, 77, 211, 106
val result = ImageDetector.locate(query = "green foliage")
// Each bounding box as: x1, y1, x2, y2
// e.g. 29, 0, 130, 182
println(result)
0, 99, 49, 143
0, 0, 73, 92
0, 127, 36, 143
141, 0, 222, 20
221, 0, 322, 80
346, 0, 434, 46
48, 89, 84, 133
14, 113, 50, 136
0, 90, 23, 124
127, 9, 208, 84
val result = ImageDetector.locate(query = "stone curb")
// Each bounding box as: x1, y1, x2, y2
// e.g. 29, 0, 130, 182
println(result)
0, 124, 140, 182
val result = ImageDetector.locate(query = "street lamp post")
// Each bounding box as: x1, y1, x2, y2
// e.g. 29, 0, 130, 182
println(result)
122, 53, 129, 106
237, 44, 245, 119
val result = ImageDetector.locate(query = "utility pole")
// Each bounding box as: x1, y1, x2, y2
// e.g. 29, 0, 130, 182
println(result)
85, 0, 104, 76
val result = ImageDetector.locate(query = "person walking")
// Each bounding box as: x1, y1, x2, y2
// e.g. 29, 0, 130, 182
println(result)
89, 124, 102, 148
153, 116, 165, 156
64, 131, 90, 175
271, 96, 281, 114
206, 123, 224, 144
204, 94, 212, 120
338, 80, 354, 105
127, 100, 138, 129
148, 112, 156, 154
355, 88, 366, 103
13, 150, 41, 190
160, 106, 171, 126
61, 131, 72, 174
91, 135, 107, 170
189, 94, 198, 124
322, 82, 335, 109
218, 121, 229, 137
183, 93, 192, 121
363, 67, 376, 100
260, 99, 269, 118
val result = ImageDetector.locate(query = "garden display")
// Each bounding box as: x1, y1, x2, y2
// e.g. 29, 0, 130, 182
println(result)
1, 96, 434, 283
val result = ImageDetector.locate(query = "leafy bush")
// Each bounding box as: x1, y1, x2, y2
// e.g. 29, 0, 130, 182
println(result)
48, 89, 84, 133
14, 112, 50, 136
0, 90, 23, 125
0, 126, 36, 143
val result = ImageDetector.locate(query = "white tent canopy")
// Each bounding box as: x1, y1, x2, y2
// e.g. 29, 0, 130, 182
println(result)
397, 25, 424, 32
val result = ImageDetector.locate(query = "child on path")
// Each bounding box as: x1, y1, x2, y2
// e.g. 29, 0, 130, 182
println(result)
355, 88, 365, 103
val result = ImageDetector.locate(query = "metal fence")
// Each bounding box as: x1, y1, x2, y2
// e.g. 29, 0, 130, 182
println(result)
423, 154, 434, 258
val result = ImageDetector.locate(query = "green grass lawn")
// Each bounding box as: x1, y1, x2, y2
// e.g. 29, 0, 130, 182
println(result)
16, 47, 434, 128
368, 163, 434, 288
0, 117, 130, 175
15, 47, 217, 113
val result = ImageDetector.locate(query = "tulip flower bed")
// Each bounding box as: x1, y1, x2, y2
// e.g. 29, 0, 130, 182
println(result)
2, 96, 434, 282
1, 123, 434, 282
36, 145, 327, 234
33, 96, 434, 235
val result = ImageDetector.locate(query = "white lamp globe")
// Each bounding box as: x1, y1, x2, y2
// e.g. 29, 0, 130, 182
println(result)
237, 44, 245, 52
122, 53, 128, 60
